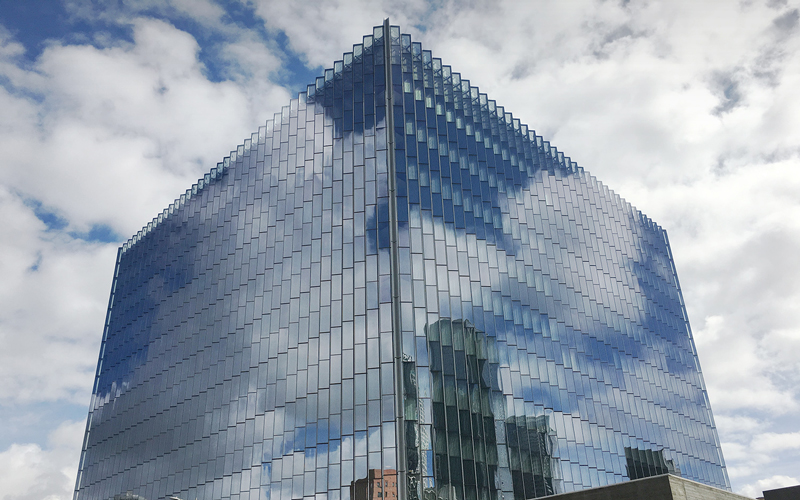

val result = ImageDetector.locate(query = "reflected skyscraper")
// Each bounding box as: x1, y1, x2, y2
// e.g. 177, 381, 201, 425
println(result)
74, 21, 730, 500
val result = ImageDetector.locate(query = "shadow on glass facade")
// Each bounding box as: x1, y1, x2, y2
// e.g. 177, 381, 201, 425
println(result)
74, 21, 730, 500
624, 446, 679, 480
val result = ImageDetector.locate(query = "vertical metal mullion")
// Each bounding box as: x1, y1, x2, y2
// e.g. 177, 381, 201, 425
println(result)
384, 17, 408, 500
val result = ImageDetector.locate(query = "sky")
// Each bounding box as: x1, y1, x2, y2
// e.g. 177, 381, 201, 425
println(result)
0, 0, 798, 498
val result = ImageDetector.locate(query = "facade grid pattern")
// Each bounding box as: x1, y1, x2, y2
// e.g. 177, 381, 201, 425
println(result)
74, 24, 729, 500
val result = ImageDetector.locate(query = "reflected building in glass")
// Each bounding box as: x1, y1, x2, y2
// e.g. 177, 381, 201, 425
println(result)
74, 21, 730, 500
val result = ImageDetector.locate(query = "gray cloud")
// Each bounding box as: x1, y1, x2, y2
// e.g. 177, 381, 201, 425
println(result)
772, 8, 799, 34
768, 0, 789, 9
711, 70, 744, 115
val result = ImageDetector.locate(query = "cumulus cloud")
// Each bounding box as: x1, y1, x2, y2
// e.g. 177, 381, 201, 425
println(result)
64, 0, 227, 30
247, 0, 432, 68
757, 431, 800, 453
739, 474, 800, 499
0, 419, 85, 500
2, 0, 800, 497
0, 187, 113, 404
1, 16, 290, 235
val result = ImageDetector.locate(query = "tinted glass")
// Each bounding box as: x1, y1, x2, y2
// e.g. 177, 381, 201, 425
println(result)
74, 23, 729, 500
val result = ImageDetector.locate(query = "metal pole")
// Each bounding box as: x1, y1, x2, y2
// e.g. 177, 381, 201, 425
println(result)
383, 17, 408, 500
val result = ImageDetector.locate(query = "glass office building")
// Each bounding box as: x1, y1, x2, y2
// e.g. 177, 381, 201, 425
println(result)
74, 22, 730, 500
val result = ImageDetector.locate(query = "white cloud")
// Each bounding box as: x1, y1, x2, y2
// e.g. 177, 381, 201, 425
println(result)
694, 314, 798, 414
0, 186, 113, 404
64, 0, 227, 31
739, 474, 800, 499
714, 415, 762, 436
1, 17, 290, 236
0, 419, 85, 500
757, 431, 800, 453
248, 0, 429, 68
2, 0, 800, 497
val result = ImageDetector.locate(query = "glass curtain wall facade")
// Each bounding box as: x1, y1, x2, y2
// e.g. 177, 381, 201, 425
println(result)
74, 22, 729, 500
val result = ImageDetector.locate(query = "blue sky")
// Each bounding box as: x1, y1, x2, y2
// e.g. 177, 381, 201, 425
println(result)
1, 1, 799, 498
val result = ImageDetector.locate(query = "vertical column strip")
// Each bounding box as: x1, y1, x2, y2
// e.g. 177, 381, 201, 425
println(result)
383, 17, 408, 500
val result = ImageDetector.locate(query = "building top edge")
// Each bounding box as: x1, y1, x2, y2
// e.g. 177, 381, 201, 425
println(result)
119, 23, 662, 256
